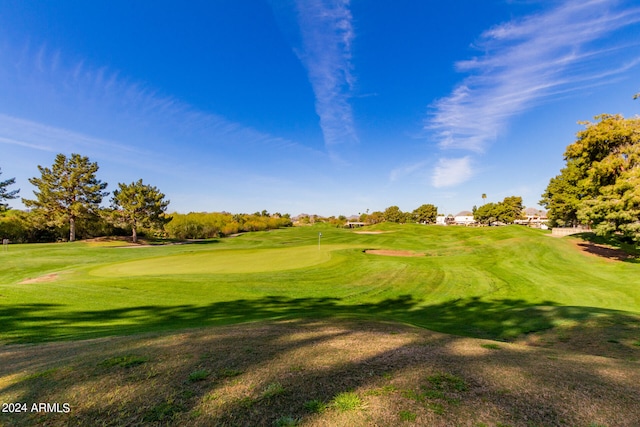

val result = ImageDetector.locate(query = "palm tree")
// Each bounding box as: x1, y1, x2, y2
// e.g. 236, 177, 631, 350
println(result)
481, 193, 487, 204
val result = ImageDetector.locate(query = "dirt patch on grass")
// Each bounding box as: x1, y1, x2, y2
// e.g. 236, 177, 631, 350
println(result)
2, 319, 638, 427
18, 273, 58, 284
366, 249, 424, 257
573, 241, 635, 262
81, 236, 151, 248
83, 237, 130, 243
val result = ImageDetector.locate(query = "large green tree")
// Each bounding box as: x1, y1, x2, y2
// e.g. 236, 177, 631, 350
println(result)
0, 167, 20, 211
541, 114, 640, 241
501, 196, 524, 223
474, 196, 524, 225
23, 153, 108, 242
539, 162, 583, 226
111, 179, 171, 243
578, 166, 640, 240
383, 205, 405, 223
412, 204, 438, 224
366, 211, 384, 224
473, 202, 500, 225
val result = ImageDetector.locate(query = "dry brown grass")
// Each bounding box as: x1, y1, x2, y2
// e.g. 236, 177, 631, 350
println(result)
515, 314, 640, 360
1, 319, 639, 426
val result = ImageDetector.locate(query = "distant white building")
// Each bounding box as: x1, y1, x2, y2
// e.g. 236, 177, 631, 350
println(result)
454, 211, 476, 226
514, 208, 549, 228
345, 221, 365, 228
438, 212, 475, 226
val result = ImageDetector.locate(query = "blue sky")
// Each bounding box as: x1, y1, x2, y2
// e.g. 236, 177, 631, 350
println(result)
1, 0, 640, 216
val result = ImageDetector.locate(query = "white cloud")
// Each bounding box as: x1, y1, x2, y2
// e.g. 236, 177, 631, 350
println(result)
427, 0, 640, 153
389, 161, 429, 182
0, 114, 139, 154
0, 135, 56, 152
0, 42, 324, 168
292, 0, 358, 158
432, 157, 474, 188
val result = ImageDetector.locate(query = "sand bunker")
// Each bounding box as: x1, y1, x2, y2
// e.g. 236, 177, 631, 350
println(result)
19, 273, 58, 284
365, 249, 424, 257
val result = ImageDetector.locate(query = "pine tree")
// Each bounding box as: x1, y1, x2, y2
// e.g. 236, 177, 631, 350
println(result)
0, 168, 20, 211
23, 153, 108, 241
111, 179, 171, 243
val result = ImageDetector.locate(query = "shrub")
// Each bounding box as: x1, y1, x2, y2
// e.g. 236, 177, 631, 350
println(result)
188, 369, 210, 382
262, 382, 285, 398
332, 391, 362, 412
399, 410, 417, 421
273, 415, 299, 426
303, 399, 327, 413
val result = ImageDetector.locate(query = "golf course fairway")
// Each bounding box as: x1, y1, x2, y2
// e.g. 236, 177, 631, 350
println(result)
1, 224, 639, 344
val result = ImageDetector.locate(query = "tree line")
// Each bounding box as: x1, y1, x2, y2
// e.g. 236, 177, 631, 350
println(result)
0, 153, 293, 243
166, 211, 292, 239
3, 151, 571, 245
356, 204, 439, 224
1, 152, 532, 243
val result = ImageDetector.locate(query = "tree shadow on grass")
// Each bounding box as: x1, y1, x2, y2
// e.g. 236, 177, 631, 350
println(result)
571, 232, 640, 263
2, 296, 638, 355
1, 316, 639, 427
2, 297, 640, 426
184, 239, 221, 245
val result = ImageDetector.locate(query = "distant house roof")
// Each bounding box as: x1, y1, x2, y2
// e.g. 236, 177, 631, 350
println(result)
524, 207, 547, 216
455, 210, 474, 217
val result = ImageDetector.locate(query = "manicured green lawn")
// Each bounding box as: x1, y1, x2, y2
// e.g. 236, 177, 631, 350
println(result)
1, 224, 639, 343
90, 244, 356, 276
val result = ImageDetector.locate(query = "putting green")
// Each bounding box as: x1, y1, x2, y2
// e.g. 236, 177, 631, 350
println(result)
90, 244, 353, 277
